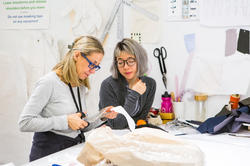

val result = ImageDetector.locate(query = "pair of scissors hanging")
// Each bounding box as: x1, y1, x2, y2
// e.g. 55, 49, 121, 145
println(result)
153, 46, 167, 89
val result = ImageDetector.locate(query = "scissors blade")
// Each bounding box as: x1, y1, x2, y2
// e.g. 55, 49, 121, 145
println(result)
162, 75, 167, 89
80, 108, 111, 132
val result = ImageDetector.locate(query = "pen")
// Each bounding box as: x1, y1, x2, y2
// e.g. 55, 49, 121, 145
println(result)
228, 133, 250, 138
175, 133, 187, 136
177, 96, 181, 102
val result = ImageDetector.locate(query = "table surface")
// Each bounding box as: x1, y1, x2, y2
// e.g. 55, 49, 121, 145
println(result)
22, 129, 250, 166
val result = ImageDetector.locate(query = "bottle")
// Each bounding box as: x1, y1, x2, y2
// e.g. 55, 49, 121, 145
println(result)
194, 94, 208, 122
161, 91, 173, 113
230, 94, 240, 110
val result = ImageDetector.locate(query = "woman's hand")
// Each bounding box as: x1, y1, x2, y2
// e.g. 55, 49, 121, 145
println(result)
102, 106, 118, 119
131, 80, 146, 95
67, 112, 88, 130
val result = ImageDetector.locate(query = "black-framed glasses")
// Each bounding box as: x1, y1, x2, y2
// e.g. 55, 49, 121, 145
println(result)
116, 57, 136, 68
81, 53, 101, 71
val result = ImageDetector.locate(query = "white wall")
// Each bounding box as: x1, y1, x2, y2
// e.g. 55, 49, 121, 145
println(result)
1, 0, 250, 165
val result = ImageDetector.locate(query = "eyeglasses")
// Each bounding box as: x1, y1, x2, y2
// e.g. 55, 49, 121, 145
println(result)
116, 57, 136, 68
81, 53, 101, 71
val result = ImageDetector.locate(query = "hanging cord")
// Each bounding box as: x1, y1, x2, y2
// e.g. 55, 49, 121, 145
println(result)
68, 83, 86, 143
68, 83, 86, 118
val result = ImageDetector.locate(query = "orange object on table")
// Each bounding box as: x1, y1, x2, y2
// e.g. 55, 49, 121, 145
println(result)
230, 94, 240, 109
136, 119, 147, 126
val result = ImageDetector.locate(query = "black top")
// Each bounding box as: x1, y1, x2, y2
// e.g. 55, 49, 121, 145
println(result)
99, 75, 156, 129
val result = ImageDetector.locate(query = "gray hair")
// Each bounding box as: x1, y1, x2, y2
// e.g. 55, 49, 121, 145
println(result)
110, 38, 148, 79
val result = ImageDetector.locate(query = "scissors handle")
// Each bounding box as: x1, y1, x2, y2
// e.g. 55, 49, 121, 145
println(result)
153, 48, 161, 58
160, 47, 167, 74
160, 47, 167, 59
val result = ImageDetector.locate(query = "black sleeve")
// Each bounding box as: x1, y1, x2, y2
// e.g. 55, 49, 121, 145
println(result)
99, 78, 141, 129
99, 79, 128, 129
135, 78, 156, 122
99, 79, 119, 109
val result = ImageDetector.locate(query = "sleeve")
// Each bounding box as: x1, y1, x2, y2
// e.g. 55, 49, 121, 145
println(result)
18, 77, 68, 132
99, 79, 119, 109
123, 90, 141, 116
135, 78, 157, 122
99, 78, 142, 129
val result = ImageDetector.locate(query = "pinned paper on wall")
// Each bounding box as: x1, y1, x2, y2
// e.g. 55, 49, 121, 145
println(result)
166, 0, 199, 21
237, 29, 250, 54
187, 56, 250, 95
225, 29, 237, 57
200, 0, 250, 27
177, 34, 196, 100
0, 0, 49, 29
130, 32, 141, 44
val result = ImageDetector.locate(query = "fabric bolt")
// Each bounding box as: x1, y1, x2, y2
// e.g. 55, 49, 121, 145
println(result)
197, 103, 250, 134
99, 75, 156, 129
239, 97, 250, 107
214, 108, 250, 133
197, 115, 227, 133
215, 105, 231, 117
235, 112, 250, 123
213, 114, 235, 133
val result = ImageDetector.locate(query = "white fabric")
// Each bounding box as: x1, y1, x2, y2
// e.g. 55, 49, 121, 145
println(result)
147, 112, 163, 125
77, 127, 204, 166
111, 106, 136, 131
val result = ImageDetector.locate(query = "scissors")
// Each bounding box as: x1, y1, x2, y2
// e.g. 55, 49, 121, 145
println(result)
153, 46, 167, 89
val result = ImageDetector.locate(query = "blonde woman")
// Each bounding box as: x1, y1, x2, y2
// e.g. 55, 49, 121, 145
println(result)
19, 36, 117, 161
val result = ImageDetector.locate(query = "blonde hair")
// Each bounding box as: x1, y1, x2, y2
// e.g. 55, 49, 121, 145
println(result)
53, 36, 104, 89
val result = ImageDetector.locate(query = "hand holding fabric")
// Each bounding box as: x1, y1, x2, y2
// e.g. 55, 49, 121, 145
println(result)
67, 112, 88, 130
102, 106, 118, 119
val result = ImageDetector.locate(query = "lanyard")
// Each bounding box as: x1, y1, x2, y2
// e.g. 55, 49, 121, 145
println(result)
68, 83, 86, 118
68, 83, 86, 143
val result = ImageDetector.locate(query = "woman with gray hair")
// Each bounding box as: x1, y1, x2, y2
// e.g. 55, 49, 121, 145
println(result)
19, 36, 117, 161
99, 38, 156, 129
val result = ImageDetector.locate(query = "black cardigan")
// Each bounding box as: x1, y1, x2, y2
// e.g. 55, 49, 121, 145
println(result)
99, 75, 156, 129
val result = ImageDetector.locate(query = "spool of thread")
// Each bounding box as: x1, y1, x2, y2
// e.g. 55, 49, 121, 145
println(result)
230, 94, 240, 109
